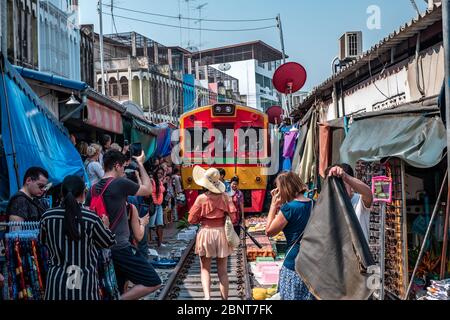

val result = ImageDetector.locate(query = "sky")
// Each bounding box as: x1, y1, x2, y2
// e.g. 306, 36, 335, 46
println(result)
78, 0, 429, 91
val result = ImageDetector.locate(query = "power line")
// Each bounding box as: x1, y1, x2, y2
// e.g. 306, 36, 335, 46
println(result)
102, 3, 275, 22
101, 12, 277, 32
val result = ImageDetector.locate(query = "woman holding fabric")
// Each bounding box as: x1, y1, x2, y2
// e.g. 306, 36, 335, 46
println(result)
266, 172, 315, 300
188, 167, 238, 300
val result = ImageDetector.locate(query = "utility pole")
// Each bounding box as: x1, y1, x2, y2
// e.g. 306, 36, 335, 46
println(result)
276, 14, 290, 116
196, 3, 207, 60
441, 0, 450, 280
276, 14, 286, 64
98, 0, 106, 95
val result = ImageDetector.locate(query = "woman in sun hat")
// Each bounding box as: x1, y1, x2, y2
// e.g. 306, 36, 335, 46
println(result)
188, 166, 239, 300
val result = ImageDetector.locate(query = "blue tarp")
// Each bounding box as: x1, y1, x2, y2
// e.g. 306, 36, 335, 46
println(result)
14, 66, 89, 92
155, 124, 173, 158
1, 57, 87, 195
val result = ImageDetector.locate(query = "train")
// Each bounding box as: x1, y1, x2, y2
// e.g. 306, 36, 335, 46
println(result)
179, 104, 270, 213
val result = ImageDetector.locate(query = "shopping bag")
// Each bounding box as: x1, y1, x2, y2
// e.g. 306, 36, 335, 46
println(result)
225, 215, 240, 248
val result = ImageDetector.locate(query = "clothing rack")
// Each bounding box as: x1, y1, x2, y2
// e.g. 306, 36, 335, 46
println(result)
1, 221, 47, 301
0, 221, 40, 229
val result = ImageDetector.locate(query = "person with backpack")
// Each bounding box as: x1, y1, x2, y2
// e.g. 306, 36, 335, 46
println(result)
85, 144, 104, 185
86, 150, 161, 300
6, 167, 50, 222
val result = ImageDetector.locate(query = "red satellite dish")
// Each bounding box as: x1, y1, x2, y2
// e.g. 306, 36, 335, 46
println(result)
272, 62, 307, 94
266, 105, 284, 124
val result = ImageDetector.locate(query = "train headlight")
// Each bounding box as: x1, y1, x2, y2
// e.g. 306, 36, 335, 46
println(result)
187, 177, 193, 184
256, 177, 262, 183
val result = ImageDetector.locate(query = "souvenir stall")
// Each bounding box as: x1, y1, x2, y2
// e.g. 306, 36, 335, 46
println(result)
0, 222, 48, 300
340, 100, 449, 300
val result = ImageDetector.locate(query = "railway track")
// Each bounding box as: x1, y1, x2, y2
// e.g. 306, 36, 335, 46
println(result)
158, 235, 253, 300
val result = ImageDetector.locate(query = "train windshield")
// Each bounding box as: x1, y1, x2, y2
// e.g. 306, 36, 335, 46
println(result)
212, 125, 235, 164
185, 128, 209, 153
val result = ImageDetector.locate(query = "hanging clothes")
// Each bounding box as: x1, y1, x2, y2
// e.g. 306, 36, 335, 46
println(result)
298, 111, 318, 185
282, 130, 299, 172
318, 123, 332, 178
292, 108, 315, 176
3, 222, 47, 300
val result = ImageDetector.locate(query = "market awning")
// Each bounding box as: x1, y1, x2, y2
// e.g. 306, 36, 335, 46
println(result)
155, 124, 174, 158
132, 118, 158, 137
340, 109, 446, 169
85, 99, 123, 134
0, 55, 86, 196
14, 66, 89, 92
122, 117, 158, 159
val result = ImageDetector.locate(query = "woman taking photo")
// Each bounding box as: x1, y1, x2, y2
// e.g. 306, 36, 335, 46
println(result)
150, 168, 166, 247
39, 175, 116, 300
188, 167, 238, 300
85, 144, 104, 185
265, 172, 315, 300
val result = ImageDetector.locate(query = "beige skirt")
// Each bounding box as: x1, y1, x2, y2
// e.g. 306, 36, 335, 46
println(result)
195, 226, 233, 258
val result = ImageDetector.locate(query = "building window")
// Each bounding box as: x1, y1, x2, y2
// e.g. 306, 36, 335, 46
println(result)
109, 77, 118, 96
97, 78, 103, 93
120, 76, 129, 96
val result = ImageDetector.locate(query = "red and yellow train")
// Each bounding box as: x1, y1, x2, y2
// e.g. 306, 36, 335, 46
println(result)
179, 104, 270, 213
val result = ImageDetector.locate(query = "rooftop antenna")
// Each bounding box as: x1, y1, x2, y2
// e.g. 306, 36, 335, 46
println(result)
185, 0, 197, 48
178, 0, 183, 46
409, 0, 421, 16
195, 3, 208, 63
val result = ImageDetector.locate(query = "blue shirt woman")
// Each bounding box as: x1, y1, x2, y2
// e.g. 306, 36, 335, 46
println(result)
281, 200, 312, 271
266, 172, 315, 301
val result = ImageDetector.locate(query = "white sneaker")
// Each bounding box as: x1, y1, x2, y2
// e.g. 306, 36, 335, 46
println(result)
159, 243, 167, 248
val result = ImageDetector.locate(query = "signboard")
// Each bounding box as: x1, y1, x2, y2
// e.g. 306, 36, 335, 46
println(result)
372, 176, 392, 203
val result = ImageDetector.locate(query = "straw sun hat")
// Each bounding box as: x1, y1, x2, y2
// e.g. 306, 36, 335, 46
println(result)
193, 166, 226, 194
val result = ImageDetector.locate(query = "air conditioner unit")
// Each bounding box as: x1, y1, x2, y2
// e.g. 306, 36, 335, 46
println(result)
339, 32, 363, 61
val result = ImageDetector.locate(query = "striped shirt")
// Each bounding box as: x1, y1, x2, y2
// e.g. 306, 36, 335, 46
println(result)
39, 207, 116, 300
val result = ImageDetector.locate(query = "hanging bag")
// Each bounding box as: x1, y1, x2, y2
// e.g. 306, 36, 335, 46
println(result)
223, 195, 240, 248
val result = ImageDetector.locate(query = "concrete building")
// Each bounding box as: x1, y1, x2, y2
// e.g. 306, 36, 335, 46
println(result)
38, 0, 81, 80
190, 41, 284, 111
92, 31, 243, 123
4, 0, 39, 69
80, 24, 94, 87
2, 0, 81, 80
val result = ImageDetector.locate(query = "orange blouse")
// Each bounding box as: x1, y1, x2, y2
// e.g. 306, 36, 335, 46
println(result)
188, 193, 238, 228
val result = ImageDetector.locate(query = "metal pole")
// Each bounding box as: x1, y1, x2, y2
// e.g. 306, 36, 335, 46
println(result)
98, 0, 106, 95
404, 170, 448, 299
276, 14, 286, 65
276, 14, 290, 116
380, 202, 386, 300
441, 192, 450, 279
442, 0, 450, 282
401, 160, 409, 295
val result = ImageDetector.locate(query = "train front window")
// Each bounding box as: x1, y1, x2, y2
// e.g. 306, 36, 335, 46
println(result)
212, 125, 235, 164
239, 127, 264, 156
185, 128, 209, 154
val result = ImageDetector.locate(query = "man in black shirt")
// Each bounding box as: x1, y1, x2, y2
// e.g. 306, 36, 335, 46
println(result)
86, 150, 161, 300
6, 167, 49, 222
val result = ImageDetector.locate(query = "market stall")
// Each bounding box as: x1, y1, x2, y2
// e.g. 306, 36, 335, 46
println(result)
244, 216, 287, 300
339, 99, 449, 300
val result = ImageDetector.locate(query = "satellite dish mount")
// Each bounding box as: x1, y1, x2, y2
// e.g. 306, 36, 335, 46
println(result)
273, 62, 307, 118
